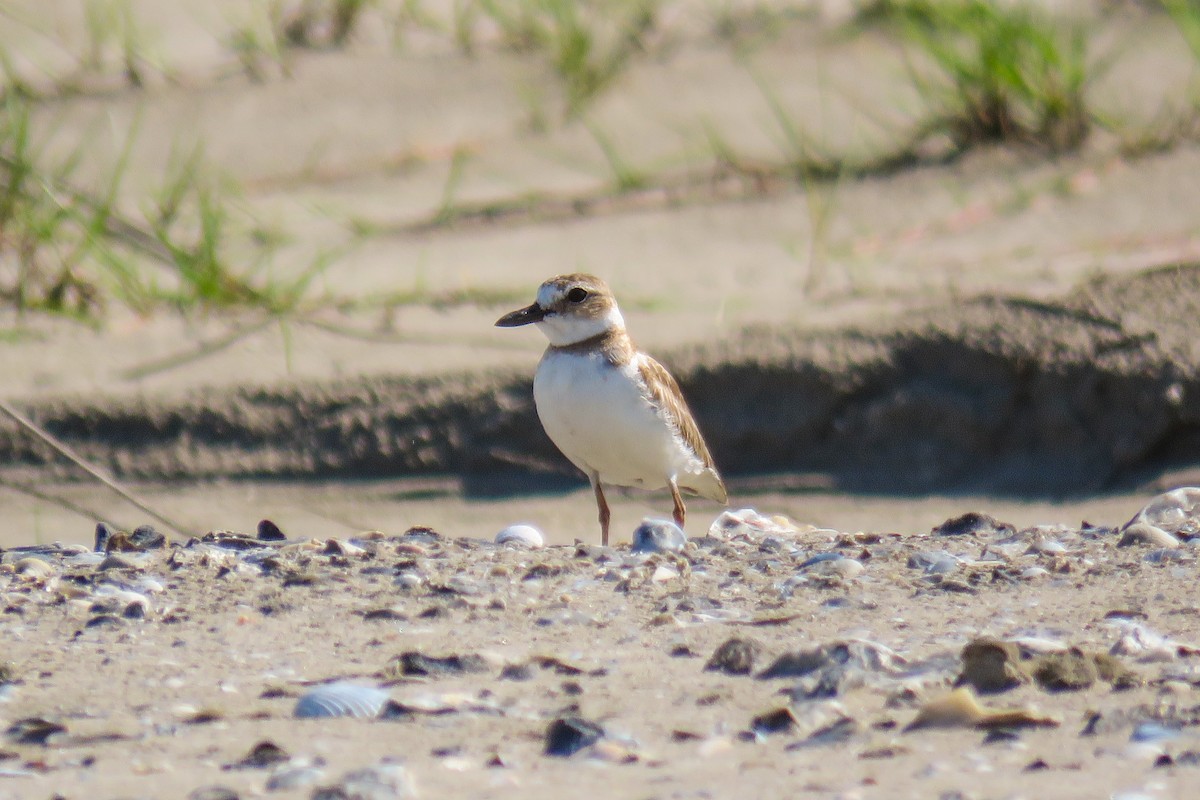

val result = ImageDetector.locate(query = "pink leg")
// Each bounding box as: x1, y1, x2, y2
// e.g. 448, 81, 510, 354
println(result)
669, 477, 686, 529
592, 477, 611, 546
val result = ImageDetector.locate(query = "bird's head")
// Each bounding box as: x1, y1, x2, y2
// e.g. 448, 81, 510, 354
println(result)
495, 273, 625, 346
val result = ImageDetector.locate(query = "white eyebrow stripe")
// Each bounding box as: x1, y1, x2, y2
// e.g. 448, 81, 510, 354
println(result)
536, 283, 561, 308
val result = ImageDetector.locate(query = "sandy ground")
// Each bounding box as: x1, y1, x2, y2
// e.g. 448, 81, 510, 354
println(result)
3, 495, 1200, 800
0, 475, 1167, 552
3, 2, 1200, 798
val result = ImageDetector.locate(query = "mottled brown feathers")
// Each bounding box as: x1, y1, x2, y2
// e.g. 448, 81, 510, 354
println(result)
636, 354, 727, 502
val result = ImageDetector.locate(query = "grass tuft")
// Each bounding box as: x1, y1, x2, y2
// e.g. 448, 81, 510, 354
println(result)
0, 96, 344, 321
281, 0, 377, 48
583, 119, 648, 192
1164, 0, 1200, 63
864, 0, 1094, 153
475, 0, 661, 118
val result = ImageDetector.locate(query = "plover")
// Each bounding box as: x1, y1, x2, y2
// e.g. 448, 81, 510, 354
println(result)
496, 274, 727, 545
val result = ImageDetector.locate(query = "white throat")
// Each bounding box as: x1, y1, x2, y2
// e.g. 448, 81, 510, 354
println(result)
537, 305, 625, 347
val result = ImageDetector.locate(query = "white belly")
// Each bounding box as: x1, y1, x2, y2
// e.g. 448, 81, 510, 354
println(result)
534, 350, 699, 490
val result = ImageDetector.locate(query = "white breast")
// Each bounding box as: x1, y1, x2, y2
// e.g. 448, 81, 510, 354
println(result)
533, 349, 702, 490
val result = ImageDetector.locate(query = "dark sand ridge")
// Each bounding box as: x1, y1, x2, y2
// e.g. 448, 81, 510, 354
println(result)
2, 262, 1198, 498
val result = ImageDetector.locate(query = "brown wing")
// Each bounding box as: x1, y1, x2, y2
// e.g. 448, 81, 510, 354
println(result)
636, 354, 728, 503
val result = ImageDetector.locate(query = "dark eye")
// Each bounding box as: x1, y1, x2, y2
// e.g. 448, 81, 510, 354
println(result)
566, 287, 588, 303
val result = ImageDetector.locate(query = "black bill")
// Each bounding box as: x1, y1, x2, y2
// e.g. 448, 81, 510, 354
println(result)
495, 302, 547, 327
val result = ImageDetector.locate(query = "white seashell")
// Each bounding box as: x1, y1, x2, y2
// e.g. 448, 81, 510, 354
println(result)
1108, 621, 1198, 662
62, 553, 105, 569
92, 585, 151, 614
134, 577, 165, 594
1127, 487, 1200, 535
708, 508, 801, 540
1007, 636, 1068, 655
294, 682, 390, 719
808, 557, 863, 579
394, 573, 424, 591
495, 524, 544, 549
1026, 538, 1068, 555
650, 564, 678, 583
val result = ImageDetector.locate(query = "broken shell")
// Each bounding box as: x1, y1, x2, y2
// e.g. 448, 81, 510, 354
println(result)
13, 558, 54, 578
904, 687, 1059, 731
631, 519, 687, 553
323, 538, 366, 557
800, 555, 863, 579
386, 651, 489, 678
650, 564, 679, 582
1117, 523, 1180, 549
759, 639, 906, 680
708, 508, 799, 539
294, 682, 390, 719
1125, 487, 1200, 537
1109, 620, 1200, 661
495, 524, 544, 549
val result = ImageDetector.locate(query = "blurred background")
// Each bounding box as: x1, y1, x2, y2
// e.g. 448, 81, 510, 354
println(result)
0, 0, 1196, 392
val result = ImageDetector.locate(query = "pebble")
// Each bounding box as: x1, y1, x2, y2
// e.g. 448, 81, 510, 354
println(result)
956, 638, 1030, 694
387, 651, 489, 678
759, 639, 905, 682
631, 519, 687, 553
256, 519, 286, 541
97, 553, 142, 571
800, 555, 863, 579
1130, 722, 1180, 744
265, 764, 324, 792
704, 638, 760, 675
907, 550, 961, 575
312, 762, 416, 800
187, 788, 239, 800
932, 512, 1015, 537
544, 716, 604, 757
